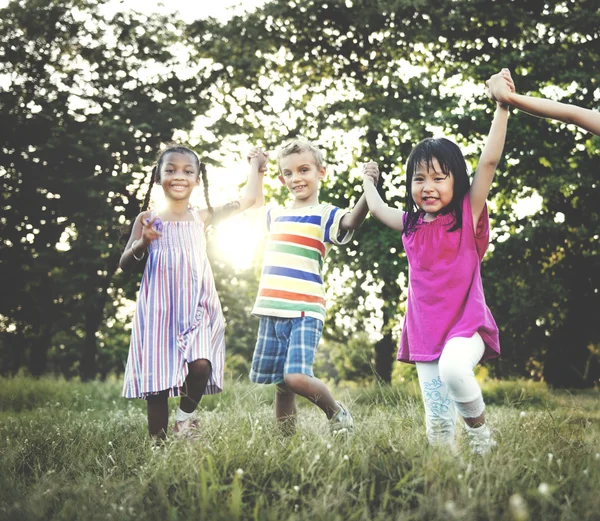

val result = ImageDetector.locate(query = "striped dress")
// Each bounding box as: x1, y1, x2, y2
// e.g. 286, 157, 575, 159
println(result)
251, 204, 353, 322
122, 209, 225, 399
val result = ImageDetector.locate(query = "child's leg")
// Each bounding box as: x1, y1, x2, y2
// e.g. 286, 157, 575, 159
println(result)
147, 390, 170, 439
415, 361, 457, 446
283, 373, 339, 419
275, 382, 297, 435
180, 358, 212, 414
438, 333, 486, 427
282, 316, 340, 419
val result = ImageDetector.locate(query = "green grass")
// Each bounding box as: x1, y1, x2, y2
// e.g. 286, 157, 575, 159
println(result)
0, 377, 599, 521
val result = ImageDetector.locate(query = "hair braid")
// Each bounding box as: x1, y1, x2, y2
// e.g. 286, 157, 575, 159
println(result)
200, 162, 214, 215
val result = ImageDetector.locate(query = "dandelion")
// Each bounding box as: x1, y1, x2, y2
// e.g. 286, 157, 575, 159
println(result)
235, 468, 244, 477
343, 454, 349, 461
538, 482, 550, 496
509, 493, 529, 521
519, 411, 527, 418
294, 486, 300, 492
445, 500, 456, 514
108, 441, 113, 447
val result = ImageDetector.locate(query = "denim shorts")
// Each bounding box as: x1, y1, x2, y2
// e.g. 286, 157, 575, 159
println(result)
249, 316, 323, 384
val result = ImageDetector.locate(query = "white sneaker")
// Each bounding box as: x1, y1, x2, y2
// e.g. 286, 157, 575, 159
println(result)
329, 401, 354, 436
466, 423, 497, 455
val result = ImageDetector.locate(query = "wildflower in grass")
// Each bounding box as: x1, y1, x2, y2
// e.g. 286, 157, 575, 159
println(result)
343, 455, 349, 461
314, 454, 320, 461
537, 482, 550, 496
445, 501, 456, 515
509, 493, 529, 521
294, 486, 300, 492
236, 468, 244, 477
519, 411, 527, 418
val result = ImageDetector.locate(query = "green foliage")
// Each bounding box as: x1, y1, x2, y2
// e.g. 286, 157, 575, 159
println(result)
192, 0, 600, 386
1, 377, 599, 520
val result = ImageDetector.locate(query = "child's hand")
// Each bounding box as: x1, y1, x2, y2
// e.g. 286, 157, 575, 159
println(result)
362, 161, 380, 186
486, 68, 515, 106
139, 213, 162, 246
247, 146, 269, 173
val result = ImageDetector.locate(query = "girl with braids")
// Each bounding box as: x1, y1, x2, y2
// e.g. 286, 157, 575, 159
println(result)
120, 144, 267, 439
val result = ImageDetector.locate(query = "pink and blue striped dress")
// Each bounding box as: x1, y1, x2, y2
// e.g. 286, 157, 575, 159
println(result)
122, 209, 225, 399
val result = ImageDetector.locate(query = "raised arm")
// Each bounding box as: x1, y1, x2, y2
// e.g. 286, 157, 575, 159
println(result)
339, 161, 383, 231
470, 103, 509, 228
201, 149, 266, 225
119, 211, 160, 271
487, 69, 600, 137
361, 161, 405, 233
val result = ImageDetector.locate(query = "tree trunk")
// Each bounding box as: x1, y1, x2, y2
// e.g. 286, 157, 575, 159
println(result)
374, 331, 395, 383
28, 325, 52, 377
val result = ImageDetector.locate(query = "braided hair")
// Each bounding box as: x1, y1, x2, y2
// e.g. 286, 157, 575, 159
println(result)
120, 145, 213, 248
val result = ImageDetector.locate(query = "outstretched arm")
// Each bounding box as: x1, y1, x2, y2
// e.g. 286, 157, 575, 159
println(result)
361, 162, 405, 233
487, 69, 600, 137
470, 102, 509, 228
201, 149, 266, 225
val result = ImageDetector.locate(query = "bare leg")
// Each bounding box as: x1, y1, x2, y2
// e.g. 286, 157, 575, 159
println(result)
147, 391, 169, 439
462, 411, 485, 428
180, 359, 211, 414
275, 383, 297, 435
283, 373, 340, 419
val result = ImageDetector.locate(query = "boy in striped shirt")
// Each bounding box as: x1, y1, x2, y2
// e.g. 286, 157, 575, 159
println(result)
250, 137, 378, 435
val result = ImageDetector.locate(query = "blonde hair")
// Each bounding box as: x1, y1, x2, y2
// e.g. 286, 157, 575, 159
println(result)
277, 137, 325, 170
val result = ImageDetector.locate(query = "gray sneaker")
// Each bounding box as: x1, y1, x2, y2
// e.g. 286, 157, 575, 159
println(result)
466, 423, 496, 455
329, 401, 354, 436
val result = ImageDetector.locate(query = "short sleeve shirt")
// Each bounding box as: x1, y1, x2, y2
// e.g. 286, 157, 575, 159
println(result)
252, 204, 353, 322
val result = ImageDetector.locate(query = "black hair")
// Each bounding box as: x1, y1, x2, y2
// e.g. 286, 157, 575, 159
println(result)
403, 137, 470, 236
120, 144, 213, 249
144, 145, 213, 215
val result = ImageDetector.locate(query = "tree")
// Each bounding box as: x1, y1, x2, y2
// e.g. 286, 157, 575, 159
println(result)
0, 0, 215, 378
191, 0, 600, 386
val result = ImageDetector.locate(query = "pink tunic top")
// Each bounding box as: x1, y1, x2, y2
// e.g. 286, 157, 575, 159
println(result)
398, 193, 500, 363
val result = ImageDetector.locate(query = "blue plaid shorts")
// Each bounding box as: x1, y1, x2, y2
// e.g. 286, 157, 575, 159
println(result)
249, 316, 324, 384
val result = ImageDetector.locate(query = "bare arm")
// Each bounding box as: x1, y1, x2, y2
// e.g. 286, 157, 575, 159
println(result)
201, 153, 265, 225
119, 211, 160, 271
361, 162, 405, 233
470, 103, 509, 228
339, 193, 369, 231
487, 69, 600, 136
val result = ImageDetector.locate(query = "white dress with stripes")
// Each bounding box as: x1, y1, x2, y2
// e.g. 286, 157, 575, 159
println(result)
122, 209, 225, 398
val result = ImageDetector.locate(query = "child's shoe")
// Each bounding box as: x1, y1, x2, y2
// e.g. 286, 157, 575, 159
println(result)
466, 423, 496, 455
173, 417, 201, 441
329, 401, 354, 436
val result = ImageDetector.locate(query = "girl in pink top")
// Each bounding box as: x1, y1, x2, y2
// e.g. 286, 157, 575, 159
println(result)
362, 97, 509, 454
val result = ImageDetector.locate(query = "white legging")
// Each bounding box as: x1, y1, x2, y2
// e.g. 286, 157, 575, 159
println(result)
415, 332, 486, 446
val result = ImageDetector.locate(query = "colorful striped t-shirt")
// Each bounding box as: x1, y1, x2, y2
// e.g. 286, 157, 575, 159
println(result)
252, 204, 353, 322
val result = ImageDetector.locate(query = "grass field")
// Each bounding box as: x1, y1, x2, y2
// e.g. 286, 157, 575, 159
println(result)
0, 376, 598, 521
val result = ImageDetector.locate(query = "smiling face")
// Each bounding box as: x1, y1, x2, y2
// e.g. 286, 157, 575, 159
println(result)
411, 158, 455, 220
156, 151, 200, 202
278, 150, 325, 207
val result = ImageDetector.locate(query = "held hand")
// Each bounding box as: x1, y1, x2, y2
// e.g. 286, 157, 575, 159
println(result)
362, 161, 380, 186
248, 147, 269, 173
486, 68, 515, 106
